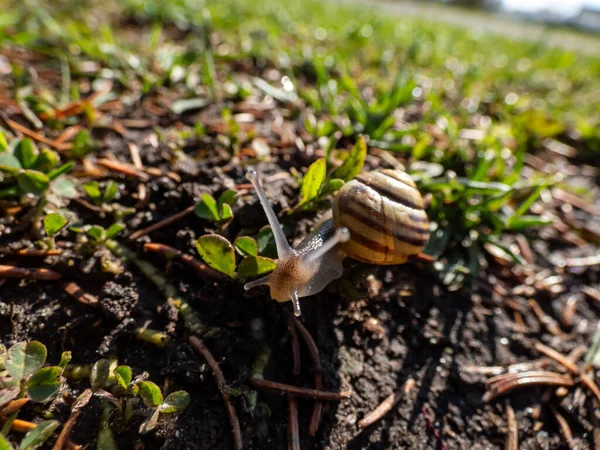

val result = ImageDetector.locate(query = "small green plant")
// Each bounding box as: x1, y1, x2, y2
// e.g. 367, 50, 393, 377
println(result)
83, 180, 118, 206
41, 213, 68, 249
194, 190, 237, 228
0, 138, 74, 199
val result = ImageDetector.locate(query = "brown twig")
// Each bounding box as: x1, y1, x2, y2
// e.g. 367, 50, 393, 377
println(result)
248, 379, 351, 400
529, 299, 564, 337
564, 254, 600, 268
0, 398, 29, 417
189, 336, 242, 450
287, 316, 301, 377
129, 143, 148, 206
358, 378, 416, 429
421, 405, 448, 450
587, 398, 600, 450
0, 265, 61, 280
52, 388, 92, 450
550, 405, 574, 450
582, 286, 600, 305
515, 234, 534, 265
484, 371, 575, 402
462, 360, 548, 376
505, 402, 518, 450
288, 396, 300, 450
61, 281, 98, 306
0, 112, 72, 151
96, 158, 149, 181
534, 342, 580, 375
580, 373, 600, 404
129, 205, 195, 240
16, 248, 62, 257
293, 318, 323, 435
143, 242, 224, 278
552, 188, 600, 215
560, 296, 578, 329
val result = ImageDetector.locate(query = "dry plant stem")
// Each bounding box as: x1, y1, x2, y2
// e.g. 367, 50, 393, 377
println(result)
564, 254, 600, 267
462, 360, 548, 376
143, 242, 225, 278
8, 420, 81, 450
560, 296, 578, 328
61, 281, 98, 306
0, 265, 61, 280
16, 248, 62, 256
515, 234, 534, 264
504, 402, 518, 450
128, 143, 147, 205
0, 112, 72, 151
550, 405, 575, 450
52, 388, 92, 450
136, 327, 169, 347
288, 396, 300, 450
358, 378, 416, 429
534, 342, 580, 375
587, 398, 600, 450
129, 205, 195, 240
582, 286, 600, 305
580, 373, 600, 404
293, 317, 322, 436
529, 299, 564, 337
188, 336, 242, 450
96, 158, 149, 181
106, 239, 207, 335
0, 398, 29, 417
287, 316, 301, 377
484, 371, 575, 402
249, 379, 351, 400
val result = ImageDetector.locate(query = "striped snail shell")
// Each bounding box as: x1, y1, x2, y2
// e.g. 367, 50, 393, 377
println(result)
243, 168, 430, 317
333, 169, 430, 265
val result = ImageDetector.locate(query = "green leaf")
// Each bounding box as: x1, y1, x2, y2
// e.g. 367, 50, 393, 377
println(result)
506, 215, 552, 231
18, 420, 59, 450
90, 359, 111, 389
0, 153, 22, 174
44, 213, 67, 237
194, 194, 220, 221
170, 97, 209, 115
256, 226, 277, 258
83, 181, 102, 200
0, 433, 15, 450
103, 181, 118, 203
196, 234, 236, 278
219, 203, 233, 222
218, 190, 237, 208
333, 135, 367, 182
320, 178, 344, 196
234, 236, 258, 257
47, 162, 73, 180
300, 158, 326, 205
51, 177, 77, 199
72, 130, 92, 158
237, 256, 277, 279
58, 351, 71, 370
0, 130, 7, 152
508, 184, 547, 225
0, 386, 20, 408
139, 381, 163, 408
105, 223, 124, 239
159, 391, 190, 414
27, 367, 62, 402
113, 366, 132, 389
14, 138, 39, 169
32, 149, 59, 173
6, 341, 47, 380
85, 225, 106, 241
17, 171, 50, 196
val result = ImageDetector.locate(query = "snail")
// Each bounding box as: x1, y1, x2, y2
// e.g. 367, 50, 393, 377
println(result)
244, 168, 430, 316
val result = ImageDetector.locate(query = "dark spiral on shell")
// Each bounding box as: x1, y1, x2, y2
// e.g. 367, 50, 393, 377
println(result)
332, 169, 430, 265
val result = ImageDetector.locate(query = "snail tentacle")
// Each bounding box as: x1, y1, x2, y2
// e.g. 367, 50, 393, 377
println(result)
291, 290, 301, 317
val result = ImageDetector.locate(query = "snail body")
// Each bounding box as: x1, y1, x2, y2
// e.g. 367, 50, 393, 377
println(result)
244, 168, 429, 316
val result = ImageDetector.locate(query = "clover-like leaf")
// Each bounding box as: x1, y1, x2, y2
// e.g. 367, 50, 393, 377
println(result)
114, 366, 132, 390
256, 226, 277, 258
6, 341, 47, 381
237, 256, 277, 279
159, 391, 190, 414
0, 153, 21, 174
32, 148, 59, 173
139, 381, 163, 408
85, 225, 106, 241
18, 420, 59, 450
51, 176, 77, 199
105, 223, 124, 239
14, 138, 39, 170
44, 213, 68, 237
194, 194, 220, 221
103, 181, 118, 203
90, 359, 111, 390
234, 236, 258, 257
196, 234, 235, 278
17, 171, 49, 196
300, 157, 326, 205
83, 181, 102, 200
333, 135, 367, 182
72, 130, 93, 158
27, 367, 62, 402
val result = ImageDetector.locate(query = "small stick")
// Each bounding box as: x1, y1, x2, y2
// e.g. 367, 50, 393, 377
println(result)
96, 158, 149, 181
293, 318, 322, 435
582, 286, 600, 305
358, 378, 416, 429
529, 299, 564, 337
580, 373, 600, 404
0, 112, 72, 151
515, 234, 534, 265
128, 143, 147, 206
53, 125, 82, 144
0, 265, 61, 280
287, 316, 301, 376
9, 420, 81, 450
552, 189, 600, 215
129, 205, 195, 240
248, 379, 351, 401
534, 342, 580, 375
61, 281, 98, 306
288, 396, 300, 450
484, 372, 575, 402
505, 402, 518, 450
560, 296, 578, 329
0, 398, 29, 417
564, 254, 600, 268
462, 360, 548, 376
550, 405, 574, 450
421, 405, 448, 450
143, 242, 224, 278
189, 336, 242, 450
16, 248, 62, 257
587, 398, 600, 450
52, 388, 92, 450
